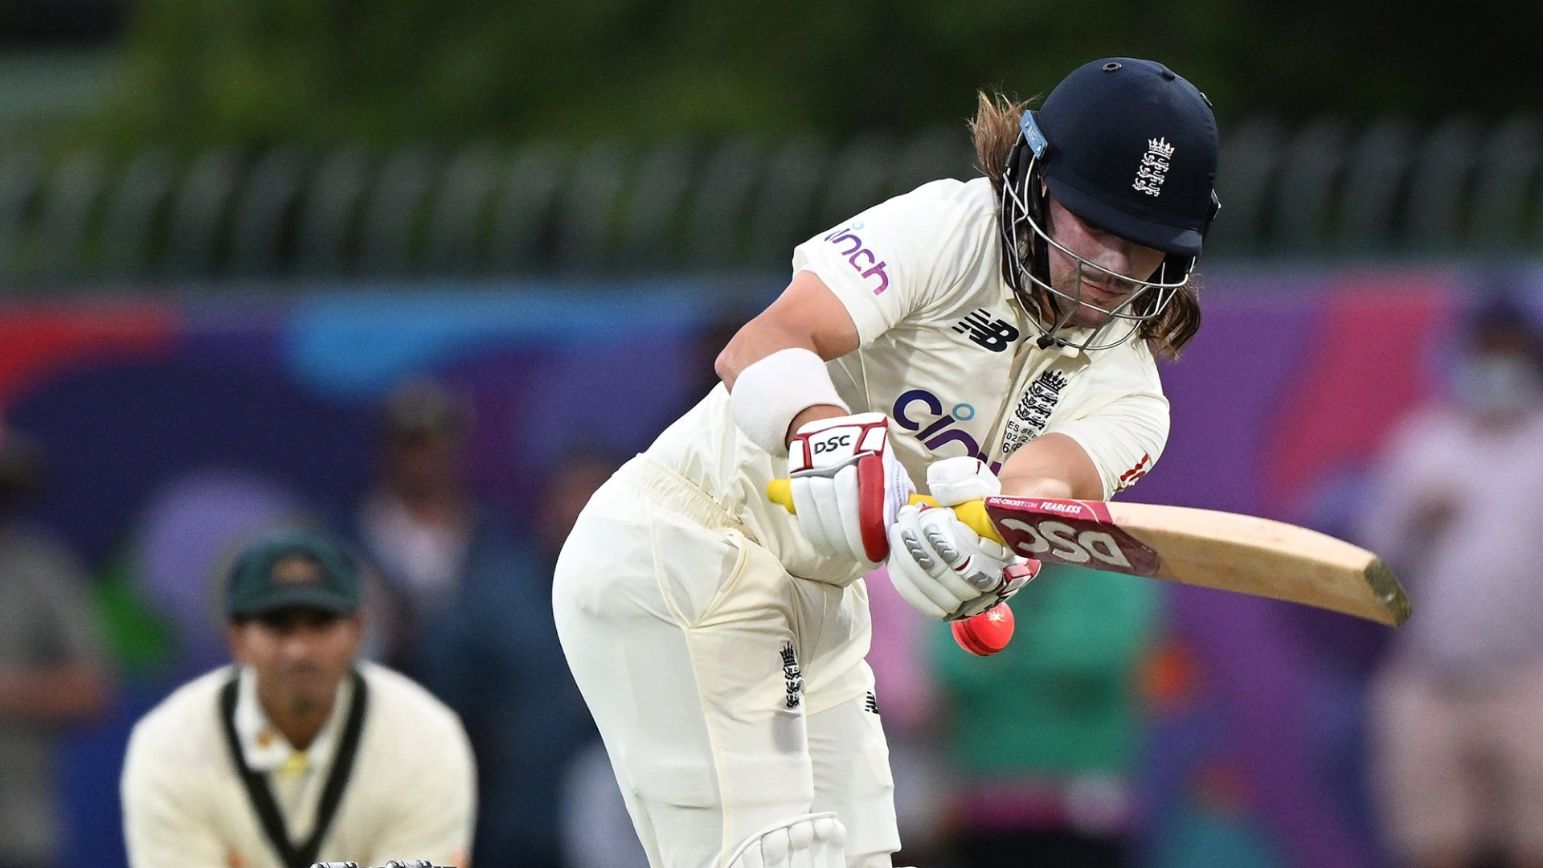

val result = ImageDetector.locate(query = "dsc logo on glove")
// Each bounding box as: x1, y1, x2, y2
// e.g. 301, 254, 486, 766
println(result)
811, 433, 854, 455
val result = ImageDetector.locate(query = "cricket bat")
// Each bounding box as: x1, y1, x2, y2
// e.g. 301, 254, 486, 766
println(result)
766, 480, 1410, 627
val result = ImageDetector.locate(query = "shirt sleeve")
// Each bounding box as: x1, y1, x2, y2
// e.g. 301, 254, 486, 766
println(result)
790, 180, 981, 345
1044, 347, 1170, 499
121, 724, 229, 868
367, 713, 478, 866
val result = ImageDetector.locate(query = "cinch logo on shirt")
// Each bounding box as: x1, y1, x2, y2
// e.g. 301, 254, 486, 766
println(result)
892, 388, 1002, 473
823, 222, 891, 296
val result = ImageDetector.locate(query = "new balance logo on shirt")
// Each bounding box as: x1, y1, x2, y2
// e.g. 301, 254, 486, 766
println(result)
952, 309, 1020, 352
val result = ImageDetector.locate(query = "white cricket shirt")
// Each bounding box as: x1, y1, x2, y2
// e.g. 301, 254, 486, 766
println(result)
647, 177, 1169, 585
121, 661, 475, 868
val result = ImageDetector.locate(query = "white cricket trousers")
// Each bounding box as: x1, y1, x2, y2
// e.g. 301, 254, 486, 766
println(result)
552, 456, 900, 868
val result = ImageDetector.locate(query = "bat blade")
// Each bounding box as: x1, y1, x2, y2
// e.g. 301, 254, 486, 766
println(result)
983, 496, 1411, 626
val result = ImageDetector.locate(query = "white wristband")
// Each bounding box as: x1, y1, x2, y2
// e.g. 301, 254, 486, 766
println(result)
729, 348, 849, 456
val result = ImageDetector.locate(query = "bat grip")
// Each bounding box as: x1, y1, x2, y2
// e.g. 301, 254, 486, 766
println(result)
764, 479, 1002, 543
765, 477, 1015, 655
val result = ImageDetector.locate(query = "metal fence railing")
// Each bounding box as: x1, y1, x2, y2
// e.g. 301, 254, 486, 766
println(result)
2, 115, 1541, 291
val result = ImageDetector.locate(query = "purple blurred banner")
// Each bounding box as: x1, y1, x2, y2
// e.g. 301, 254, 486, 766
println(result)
3, 266, 1538, 866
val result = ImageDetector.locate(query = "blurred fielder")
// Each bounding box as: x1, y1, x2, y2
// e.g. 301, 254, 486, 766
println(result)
553, 57, 1221, 867
121, 530, 476, 868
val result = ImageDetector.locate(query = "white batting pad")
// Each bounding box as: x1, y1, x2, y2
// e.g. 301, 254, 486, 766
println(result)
725, 811, 847, 868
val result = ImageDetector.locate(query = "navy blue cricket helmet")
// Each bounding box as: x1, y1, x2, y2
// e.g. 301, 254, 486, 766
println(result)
1000, 58, 1220, 349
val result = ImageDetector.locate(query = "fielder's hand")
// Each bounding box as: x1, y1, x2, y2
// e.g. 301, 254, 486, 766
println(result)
787, 412, 914, 564
886, 457, 1038, 620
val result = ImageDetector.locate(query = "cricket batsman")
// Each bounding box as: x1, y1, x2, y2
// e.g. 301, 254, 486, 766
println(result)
552, 57, 1221, 867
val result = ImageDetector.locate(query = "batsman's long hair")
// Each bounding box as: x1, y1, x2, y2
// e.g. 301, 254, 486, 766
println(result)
970, 91, 1203, 358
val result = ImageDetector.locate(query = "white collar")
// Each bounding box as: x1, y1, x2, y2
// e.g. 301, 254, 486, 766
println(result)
1002, 286, 1093, 359
232, 665, 354, 774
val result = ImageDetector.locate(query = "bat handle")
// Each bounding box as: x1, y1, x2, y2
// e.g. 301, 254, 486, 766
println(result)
765, 478, 1014, 655
764, 479, 1001, 544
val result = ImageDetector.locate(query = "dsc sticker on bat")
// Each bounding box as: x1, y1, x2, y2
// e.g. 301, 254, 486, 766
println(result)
987, 497, 1163, 575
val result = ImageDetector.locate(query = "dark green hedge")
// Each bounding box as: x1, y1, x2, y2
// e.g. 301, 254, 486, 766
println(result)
88, 0, 1541, 152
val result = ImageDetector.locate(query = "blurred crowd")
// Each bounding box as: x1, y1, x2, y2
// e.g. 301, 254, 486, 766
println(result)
4, 293, 1543, 868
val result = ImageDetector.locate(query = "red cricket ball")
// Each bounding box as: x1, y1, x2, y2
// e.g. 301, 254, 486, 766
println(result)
951, 603, 1015, 656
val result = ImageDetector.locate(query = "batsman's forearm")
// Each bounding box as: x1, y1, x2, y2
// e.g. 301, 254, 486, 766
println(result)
997, 473, 1078, 499
997, 432, 1104, 500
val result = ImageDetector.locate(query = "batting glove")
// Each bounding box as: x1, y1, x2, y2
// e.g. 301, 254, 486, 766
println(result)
788, 412, 914, 564
886, 457, 1038, 620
